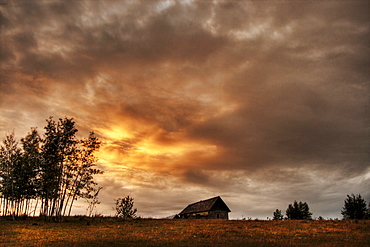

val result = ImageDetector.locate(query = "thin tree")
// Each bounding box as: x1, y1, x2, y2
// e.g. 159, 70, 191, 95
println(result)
65, 132, 103, 217
39, 117, 63, 218
114, 196, 137, 219
0, 132, 21, 218
86, 186, 102, 217
19, 128, 42, 216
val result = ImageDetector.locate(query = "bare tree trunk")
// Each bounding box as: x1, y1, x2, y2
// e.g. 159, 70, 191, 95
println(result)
33, 198, 39, 217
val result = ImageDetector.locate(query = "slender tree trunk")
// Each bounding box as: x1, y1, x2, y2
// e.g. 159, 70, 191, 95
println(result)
67, 192, 78, 217
16, 199, 20, 217
24, 199, 29, 216
65, 171, 81, 216
33, 198, 39, 217
0, 197, 4, 216
63, 193, 71, 216
58, 171, 71, 219
4, 198, 9, 216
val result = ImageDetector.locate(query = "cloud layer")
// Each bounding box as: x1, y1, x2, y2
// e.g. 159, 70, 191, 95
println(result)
1, 0, 369, 218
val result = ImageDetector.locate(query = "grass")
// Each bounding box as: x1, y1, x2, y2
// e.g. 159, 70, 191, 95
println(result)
0, 218, 369, 246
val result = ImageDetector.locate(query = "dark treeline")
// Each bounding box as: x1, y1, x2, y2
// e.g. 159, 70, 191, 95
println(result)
0, 117, 103, 221
273, 195, 370, 220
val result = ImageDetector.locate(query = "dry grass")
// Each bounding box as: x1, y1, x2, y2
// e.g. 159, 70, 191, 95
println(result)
0, 218, 369, 246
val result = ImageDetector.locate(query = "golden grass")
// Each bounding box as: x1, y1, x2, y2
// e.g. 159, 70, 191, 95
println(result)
0, 218, 369, 246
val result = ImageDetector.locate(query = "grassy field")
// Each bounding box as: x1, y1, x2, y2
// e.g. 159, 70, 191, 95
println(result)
0, 218, 369, 246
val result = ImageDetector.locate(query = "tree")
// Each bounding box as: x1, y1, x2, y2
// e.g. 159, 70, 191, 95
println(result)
40, 117, 103, 221
19, 128, 42, 216
286, 201, 312, 220
0, 132, 22, 218
64, 131, 103, 217
341, 194, 368, 220
273, 209, 284, 220
39, 117, 79, 220
114, 195, 137, 219
86, 187, 102, 217
0, 130, 42, 218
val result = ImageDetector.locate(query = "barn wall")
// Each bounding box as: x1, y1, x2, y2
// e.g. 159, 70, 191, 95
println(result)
180, 211, 229, 219
209, 211, 229, 219
182, 211, 208, 219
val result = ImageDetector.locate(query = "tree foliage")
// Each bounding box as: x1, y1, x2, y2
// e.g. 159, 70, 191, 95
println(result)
0, 117, 103, 220
115, 195, 137, 219
273, 209, 284, 220
286, 201, 312, 220
341, 194, 368, 220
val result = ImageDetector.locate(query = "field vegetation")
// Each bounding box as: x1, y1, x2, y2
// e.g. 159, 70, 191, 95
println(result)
1, 218, 369, 246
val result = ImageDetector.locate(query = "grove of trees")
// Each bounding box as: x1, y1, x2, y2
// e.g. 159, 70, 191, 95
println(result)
272, 201, 313, 220
273, 195, 370, 220
286, 201, 312, 220
0, 117, 103, 221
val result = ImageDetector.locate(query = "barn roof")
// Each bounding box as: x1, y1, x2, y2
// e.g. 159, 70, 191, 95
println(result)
179, 196, 231, 215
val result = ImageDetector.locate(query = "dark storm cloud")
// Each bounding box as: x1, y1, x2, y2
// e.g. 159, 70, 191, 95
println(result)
190, 81, 369, 171
185, 1, 370, 174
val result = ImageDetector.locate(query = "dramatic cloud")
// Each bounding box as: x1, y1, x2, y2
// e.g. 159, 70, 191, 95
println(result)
1, 0, 369, 218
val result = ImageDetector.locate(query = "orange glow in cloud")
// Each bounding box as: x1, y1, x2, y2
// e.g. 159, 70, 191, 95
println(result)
97, 123, 219, 174
98, 125, 133, 140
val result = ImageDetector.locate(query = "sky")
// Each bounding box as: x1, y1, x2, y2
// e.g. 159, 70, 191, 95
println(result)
0, 0, 369, 219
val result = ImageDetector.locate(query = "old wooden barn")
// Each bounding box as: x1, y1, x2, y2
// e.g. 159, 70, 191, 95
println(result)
179, 196, 231, 219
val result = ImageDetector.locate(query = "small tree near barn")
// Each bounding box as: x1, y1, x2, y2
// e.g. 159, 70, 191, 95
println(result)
114, 195, 137, 219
